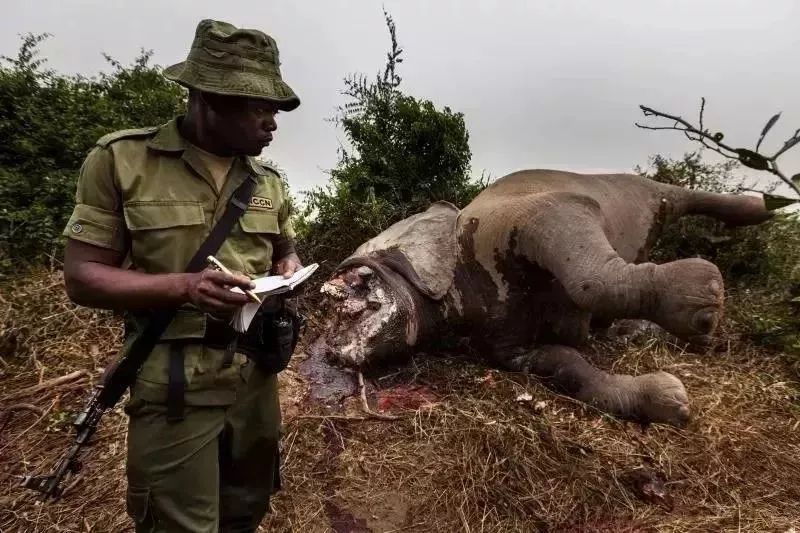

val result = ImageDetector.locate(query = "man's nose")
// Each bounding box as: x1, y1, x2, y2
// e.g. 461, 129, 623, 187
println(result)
263, 113, 277, 132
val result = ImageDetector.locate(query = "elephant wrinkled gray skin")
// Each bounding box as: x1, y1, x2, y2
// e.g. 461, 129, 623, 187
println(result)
312, 170, 772, 426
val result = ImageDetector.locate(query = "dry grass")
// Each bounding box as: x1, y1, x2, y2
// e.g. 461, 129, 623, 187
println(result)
2, 270, 800, 532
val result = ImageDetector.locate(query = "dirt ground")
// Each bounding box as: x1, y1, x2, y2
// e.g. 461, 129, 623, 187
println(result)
1, 271, 800, 532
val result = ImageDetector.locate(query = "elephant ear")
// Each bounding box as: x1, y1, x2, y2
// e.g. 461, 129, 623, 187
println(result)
346, 201, 459, 300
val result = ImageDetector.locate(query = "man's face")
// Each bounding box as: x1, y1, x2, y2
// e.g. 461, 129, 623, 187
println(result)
201, 93, 279, 156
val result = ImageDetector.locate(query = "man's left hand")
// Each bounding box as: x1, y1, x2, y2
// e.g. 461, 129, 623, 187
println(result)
274, 253, 303, 278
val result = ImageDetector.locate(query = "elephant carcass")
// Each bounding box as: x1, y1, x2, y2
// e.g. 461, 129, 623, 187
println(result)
314, 169, 772, 426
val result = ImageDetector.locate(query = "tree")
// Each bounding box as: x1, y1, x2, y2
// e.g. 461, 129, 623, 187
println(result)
0, 33, 186, 274
636, 98, 800, 207
636, 100, 800, 354
296, 11, 486, 266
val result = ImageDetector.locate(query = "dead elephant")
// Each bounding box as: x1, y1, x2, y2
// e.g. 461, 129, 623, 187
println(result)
313, 169, 772, 426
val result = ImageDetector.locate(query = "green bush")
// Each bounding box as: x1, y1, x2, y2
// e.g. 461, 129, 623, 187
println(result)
725, 214, 800, 355
638, 152, 800, 354
639, 152, 768, 281
296, 12, 487, 268
0, 33, 185, 274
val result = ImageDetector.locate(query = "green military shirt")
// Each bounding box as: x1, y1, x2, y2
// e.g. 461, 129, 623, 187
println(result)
63, 117, 296, 405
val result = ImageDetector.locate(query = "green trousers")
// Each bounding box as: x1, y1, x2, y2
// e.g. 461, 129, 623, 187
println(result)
124, 364, 281, 533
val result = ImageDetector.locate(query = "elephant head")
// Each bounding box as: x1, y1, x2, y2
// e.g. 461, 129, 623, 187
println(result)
313, 201, 459, 367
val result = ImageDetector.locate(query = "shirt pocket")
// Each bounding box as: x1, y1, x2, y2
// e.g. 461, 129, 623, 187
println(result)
231, 210, 279, 275
123, 200, 207, 273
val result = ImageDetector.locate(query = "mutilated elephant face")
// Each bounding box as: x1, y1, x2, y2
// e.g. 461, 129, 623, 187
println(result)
315, 264, 414, 367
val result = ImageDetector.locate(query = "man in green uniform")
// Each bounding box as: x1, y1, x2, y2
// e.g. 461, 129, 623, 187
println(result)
62, 19, 302, 532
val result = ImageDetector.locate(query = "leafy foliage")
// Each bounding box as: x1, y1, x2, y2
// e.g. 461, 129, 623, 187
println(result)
0, 33, 186, 273
640, 152, 768, 281
726, 214, 800, 356
296, 11, 487, 268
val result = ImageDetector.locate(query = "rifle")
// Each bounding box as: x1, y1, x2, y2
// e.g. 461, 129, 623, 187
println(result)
22, 174, 258, 500
21, 382, 109, 498
21, 312, 173, 499
22, 390, 101, 499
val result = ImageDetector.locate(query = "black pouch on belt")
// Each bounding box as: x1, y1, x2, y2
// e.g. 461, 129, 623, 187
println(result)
236, 298, 304, 374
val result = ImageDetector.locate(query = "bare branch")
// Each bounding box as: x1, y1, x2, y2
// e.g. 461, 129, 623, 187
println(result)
636, 104, 740, 156
699, 97, 706, 135
637, 100, 800, 197
771, 160, 793, 189
636, 124, 690, 132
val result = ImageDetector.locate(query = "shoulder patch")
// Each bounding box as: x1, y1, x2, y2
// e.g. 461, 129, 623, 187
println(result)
96, 126, 159, 148
249, 157, 282, 178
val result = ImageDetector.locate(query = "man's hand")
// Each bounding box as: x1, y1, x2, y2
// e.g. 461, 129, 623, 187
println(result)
274, 252, 303, 279
64, 237, 258, 313
183, 269, 255, 314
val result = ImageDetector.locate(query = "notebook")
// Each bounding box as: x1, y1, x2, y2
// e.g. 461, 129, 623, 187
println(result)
229, 263, 319, 332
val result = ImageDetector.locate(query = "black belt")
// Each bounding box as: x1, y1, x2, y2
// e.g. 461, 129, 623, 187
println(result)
202, 315, 267, 360
163, 305, 292, 423
164, 316, 257, 424
151, 314, 263, 354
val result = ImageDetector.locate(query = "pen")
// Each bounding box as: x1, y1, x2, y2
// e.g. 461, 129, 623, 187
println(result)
206, 255, 262, 305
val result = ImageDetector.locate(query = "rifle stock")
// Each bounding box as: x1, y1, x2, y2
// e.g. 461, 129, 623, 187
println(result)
21, 387, 105, 499
21, 311, 173, 499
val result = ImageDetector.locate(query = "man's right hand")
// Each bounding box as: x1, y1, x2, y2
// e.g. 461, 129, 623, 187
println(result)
63, 239, 257, 313
183, 269, 255, 315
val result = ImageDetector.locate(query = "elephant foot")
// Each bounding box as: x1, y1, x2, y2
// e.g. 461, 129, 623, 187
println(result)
631, 371, 690, 426
508, 345, 690, 427
651, 258, 724, 346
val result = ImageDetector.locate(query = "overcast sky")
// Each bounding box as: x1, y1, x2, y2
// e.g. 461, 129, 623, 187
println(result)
3, 0, 799, 199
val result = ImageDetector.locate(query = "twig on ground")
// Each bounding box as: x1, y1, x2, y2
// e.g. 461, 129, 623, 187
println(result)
60, 475, 83, 498
383, 523, 427, 533
0, 396, 59, 453
295, 414, 369, 421
1, 370, 89, 402
1, 403, 45, 415
458, 505, 472, 533
358, 371, 400, 421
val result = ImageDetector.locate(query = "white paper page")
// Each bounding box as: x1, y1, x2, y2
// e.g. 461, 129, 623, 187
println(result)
234, 301, 262, 333
229, 263, 319, 332
231, 263, 319, 297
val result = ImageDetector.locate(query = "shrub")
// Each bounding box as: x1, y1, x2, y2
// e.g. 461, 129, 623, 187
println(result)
638, 152, 800, 354
296, 12, 487, 269
0, 33, 185, 274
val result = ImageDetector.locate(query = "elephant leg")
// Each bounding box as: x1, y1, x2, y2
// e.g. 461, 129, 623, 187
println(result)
506, 344, 690, 426
683, 189, 771, 227
515, 194, 724, 345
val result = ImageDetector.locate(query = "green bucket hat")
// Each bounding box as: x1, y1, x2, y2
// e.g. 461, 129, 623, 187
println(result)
164, 19, 300, 111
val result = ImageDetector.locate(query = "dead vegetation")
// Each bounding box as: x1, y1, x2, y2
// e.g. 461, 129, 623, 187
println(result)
2, 270, 800, 532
